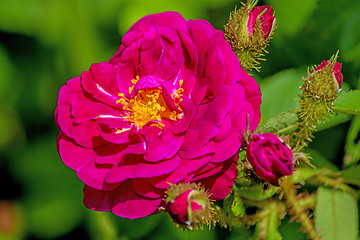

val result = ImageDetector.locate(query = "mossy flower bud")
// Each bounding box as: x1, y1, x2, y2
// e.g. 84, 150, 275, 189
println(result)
302, 56, 343, 100
165, 183, 214, 230
224, 0, 276, 72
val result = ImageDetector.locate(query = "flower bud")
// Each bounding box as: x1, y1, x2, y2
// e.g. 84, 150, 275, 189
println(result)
292, 52, 343, 148
314, 60, 343, 89
224, 0, 276, 72
246, 133, 294, 186
247, 5, 275, 40
165, 183, 214, 230
302, 55, 343, 100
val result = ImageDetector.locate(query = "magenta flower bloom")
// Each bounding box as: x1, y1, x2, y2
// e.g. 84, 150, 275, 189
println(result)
55, 12, 262, 219
246, 133, 293, 186
247, 5, 275, 39
315, 60, 343, 88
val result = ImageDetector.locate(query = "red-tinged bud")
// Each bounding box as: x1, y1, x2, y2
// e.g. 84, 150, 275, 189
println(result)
165, 183, 214, 230
302, 53, 343, 101
224, 0, 276, 72
292, 52, 344, 148
314, 61, 343, 89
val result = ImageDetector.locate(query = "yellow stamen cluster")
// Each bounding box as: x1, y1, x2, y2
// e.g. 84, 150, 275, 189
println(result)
172, 79, 184, 105
116, 77, 184, 129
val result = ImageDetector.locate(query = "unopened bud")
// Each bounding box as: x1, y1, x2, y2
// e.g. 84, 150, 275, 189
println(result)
246, 133, 294, 186
301, 54, 343, 101
165, 183, 214, 230
224, 0, 276, 72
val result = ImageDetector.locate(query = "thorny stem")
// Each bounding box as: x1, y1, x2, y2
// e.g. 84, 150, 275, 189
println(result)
296, 193, 317, 210
310, 175, 358, 198
281, 177, 321, 240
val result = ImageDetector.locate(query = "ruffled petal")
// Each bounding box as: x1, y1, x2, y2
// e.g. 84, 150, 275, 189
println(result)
83, 185, 113, 212
150, 166, 188, 189
191, 162, 223, 182
81, 62, 119, 106
169, 96, 197, 134
127, 12, 187, 34
181, 122, 219, 151
215, 114, 232, 142
211, 129, 242, 163
84, 181, 162, 219
178, 141, 215, 159
77, 159, 119, 191
187, 19, 226, 97
105, 155, 182, 183
57, 131, 93, 171
198, 155, 238, 200
132, 178, 164, 198
111, 180, 162, 219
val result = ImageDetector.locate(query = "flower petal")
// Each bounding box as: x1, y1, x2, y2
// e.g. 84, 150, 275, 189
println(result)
111, 180, 161, 219
81, 62, 119, 106
211, 129, 242, 163
198, 156, 238, 200
57, 131, 93, 171
105, 155, 182, 183
181, 122, 219, 151
150, 166, 188, 189
132, 178, 164, 198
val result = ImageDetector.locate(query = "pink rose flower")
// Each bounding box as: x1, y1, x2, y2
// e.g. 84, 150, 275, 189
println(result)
315, 60, 343, 88
247, 5, 275, 39
55, 11, 262, 219
246, 133, 293, 186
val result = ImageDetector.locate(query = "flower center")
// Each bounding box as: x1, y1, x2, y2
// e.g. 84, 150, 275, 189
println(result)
116, 78, 184, 129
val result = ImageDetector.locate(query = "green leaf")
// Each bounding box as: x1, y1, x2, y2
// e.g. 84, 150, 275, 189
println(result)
265, 0, 317, 37
305, 149, 339, 172
341, 164, 360, 186
259, 68, 303, 123
344, 116, 360, 167
339, 5, 360, 66
333, 90, 360, 115
315, 112, 352, 131
279, 216, 307, 240
257, 111, 298, 135
315, 187, 359, 240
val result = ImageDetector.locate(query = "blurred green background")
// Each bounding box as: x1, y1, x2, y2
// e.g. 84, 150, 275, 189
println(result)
0, 0, 359, 239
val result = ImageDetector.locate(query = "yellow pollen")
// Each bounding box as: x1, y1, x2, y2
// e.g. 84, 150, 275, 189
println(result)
131, 75, 140, 85
116, 80, 184, 129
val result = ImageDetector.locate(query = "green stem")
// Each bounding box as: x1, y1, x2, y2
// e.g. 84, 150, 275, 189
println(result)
310, 175, 358, 198
281, 178, 321, 240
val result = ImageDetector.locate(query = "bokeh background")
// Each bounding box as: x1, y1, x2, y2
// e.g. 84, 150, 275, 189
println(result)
0, 0, 359, 239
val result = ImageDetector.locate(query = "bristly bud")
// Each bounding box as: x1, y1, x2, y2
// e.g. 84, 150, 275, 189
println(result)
165, 183, 215, 230
292, 51, 343, 148
224, 0, 276, 72
301, 51, 343, 101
